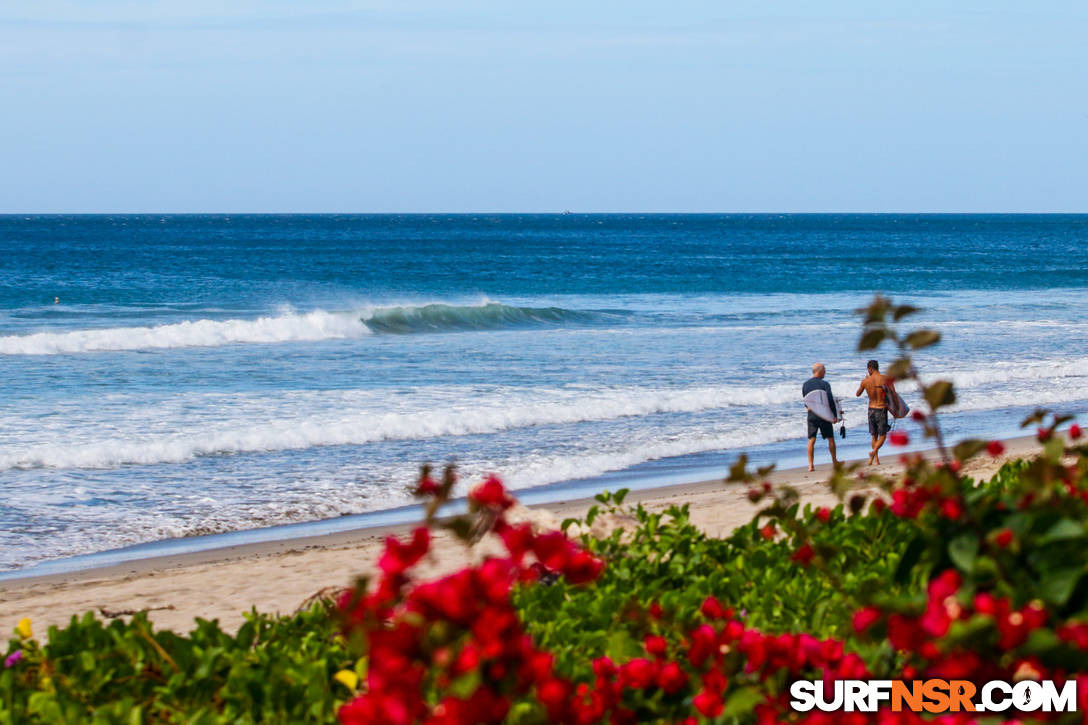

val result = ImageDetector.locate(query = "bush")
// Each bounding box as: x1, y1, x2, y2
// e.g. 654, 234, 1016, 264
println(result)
1, 604, 354, 723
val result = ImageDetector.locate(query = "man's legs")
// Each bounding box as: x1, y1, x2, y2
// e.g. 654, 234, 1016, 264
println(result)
807, 436, 817, 472
827, 437, 839, 466
867, 409, 888, 465
869, 433, 886, 465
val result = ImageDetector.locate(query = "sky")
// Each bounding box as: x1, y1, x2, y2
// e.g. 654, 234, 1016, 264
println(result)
1, 1, 1086, 213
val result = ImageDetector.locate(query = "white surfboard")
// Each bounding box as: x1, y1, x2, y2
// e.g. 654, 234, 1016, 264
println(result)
803, 389, 839, 423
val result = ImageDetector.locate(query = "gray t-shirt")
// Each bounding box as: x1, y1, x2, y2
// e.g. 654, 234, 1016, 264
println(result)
802, 377, 839, 419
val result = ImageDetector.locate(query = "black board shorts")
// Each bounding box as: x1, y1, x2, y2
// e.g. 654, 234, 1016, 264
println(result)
868, 408, 891, 437
807, 411, 833, 440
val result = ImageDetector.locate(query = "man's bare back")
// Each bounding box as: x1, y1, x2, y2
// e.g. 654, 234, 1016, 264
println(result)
857, 373, 888, 409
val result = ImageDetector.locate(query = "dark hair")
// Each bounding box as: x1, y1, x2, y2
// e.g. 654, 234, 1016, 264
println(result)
867, 359, 879, 371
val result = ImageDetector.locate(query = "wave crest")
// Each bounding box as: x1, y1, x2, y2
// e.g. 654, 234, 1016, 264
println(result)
0, 302, 599, 355
361, 302, 596, 334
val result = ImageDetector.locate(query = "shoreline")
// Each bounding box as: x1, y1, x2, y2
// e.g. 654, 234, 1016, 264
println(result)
0, 434, 1040, 635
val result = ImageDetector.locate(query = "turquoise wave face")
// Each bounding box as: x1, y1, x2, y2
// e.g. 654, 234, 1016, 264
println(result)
360, 302, 607, 334
1, 215, 1087, 573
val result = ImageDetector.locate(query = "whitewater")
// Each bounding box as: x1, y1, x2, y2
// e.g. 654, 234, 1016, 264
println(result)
2, 213, 1086, 573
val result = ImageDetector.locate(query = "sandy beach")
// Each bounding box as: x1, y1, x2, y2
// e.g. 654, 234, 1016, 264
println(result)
1, 435, 1041, 637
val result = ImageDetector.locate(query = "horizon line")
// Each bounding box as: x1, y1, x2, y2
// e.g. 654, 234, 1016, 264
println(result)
2, 211, 1087, 217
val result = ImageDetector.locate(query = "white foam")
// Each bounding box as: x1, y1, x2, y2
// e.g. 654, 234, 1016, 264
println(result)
0, 309, 368, 355
0, 383, 801, 470
494, 419, 803, 490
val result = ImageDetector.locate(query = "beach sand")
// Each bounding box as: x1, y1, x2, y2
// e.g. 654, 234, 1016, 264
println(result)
1, 435, 1041, 637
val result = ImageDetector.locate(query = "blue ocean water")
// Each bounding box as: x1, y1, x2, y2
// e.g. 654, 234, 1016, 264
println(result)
2, 214, 1087, 572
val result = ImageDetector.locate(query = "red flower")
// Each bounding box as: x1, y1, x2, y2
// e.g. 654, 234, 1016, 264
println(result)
378, 527, 431, 578
939, 497, 964, 520
657, 662, 689, 694
693, 691, 724, 717
911, 410, 926, 422
816, 507, 832, 523
759, 523, 776, 540
687, 624, 717, 667
413, 475, 439, 496
536, 678, 570, 719
1071, 424, 1083, 440
470, 476, 512, 509
562, 549, 604, 584
928, 569, 961, 601
1037, 426, 1052, 442
791, 542, 816, 567
647, 601, 664, 620
495, 521, 534, 563
889, 431, 909, 446
888, 614, 926, 652
852, 606, 881, 634
700, 596, 727, 620
531, 531, 572, 571
994, 528, 1014, 548
619, 658, 657, 689
986, 440, 1005, 456
644, 635, 668, 658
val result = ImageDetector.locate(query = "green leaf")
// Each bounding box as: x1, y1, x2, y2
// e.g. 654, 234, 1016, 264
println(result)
892, 304, 921, 321
448, 670, 482, 699
613, 488, 629, 506
948, 532, 979, 573
885, 359, 913, 380
858, 296, 892, 324
857, 328, 887, 351
604, 630, 642, 662
904, 330, 941, 349
1040, 567, 1085, 607
80, 650, 96, 672
923, 380, 956, 410
1022, 628, 1061, 656
1021, 408, 1050, 427
894, 535, 925, 584
726, 454, 751, 483
952, 439, 987, 462
1043, 436, 1065, 463
724, 686, 765, 717
1039, 518, 1086, 545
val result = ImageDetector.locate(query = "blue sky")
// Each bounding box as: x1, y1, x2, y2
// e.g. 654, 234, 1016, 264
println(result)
1, 1, 1085, 212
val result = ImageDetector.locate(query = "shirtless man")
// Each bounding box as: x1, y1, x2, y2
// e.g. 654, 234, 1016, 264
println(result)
856, 359, 895, 465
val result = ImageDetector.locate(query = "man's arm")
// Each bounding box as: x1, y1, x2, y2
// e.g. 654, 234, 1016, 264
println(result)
856, 379, 865, 397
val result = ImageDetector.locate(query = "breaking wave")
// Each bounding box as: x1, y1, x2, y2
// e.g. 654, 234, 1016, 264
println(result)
361, 302, 599, 333
0, 302, 602, 355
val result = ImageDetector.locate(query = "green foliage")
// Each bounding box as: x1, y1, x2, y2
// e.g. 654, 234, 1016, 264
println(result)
516, 497, 919, 678
2, 603, 353, 723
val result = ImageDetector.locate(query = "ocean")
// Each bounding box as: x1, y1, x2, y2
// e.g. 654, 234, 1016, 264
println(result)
2, 214, 1087, 574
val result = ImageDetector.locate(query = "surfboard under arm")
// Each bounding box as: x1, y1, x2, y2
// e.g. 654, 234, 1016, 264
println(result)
803, 389, 839, 423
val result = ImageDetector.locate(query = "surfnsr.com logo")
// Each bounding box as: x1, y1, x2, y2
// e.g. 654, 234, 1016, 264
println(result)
790, 679, 1078, 713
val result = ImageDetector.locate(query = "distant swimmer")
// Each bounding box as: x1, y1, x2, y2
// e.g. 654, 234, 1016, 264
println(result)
856, 359, 896, 465
53, 297, 59, 304
802, 363, 841, 472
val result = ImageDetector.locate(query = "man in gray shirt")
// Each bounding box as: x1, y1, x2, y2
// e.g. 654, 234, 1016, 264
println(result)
802, 362, 840, 471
